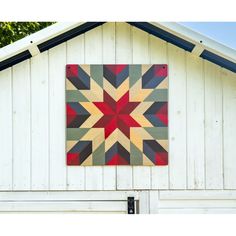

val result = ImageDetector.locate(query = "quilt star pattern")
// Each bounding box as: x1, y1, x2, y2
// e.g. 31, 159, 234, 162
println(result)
66, 64, 168, 166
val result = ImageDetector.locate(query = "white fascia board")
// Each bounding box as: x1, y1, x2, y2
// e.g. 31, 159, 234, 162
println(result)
0, 22, 84, 61
151, 22, 236, 63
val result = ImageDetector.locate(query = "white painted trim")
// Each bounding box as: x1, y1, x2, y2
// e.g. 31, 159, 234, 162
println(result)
1, 21, 236, 70
159, 190, 236, 200
0, 191, 139, 213
0, 22, 84, 61
151, 22, 236, 63
0, 191, 139, 201
0, 201, 127, 212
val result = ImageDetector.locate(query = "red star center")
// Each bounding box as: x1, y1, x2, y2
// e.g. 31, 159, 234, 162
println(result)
93, 91, 141, 139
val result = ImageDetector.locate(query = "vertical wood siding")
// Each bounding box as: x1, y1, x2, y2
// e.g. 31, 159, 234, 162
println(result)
12, 60, 31, 190
0, 68, 12, 190
0, 22, 236, 192
31, 52, 49, 190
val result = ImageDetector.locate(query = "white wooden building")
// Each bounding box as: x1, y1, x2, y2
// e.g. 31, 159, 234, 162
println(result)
0, 22, 236, 213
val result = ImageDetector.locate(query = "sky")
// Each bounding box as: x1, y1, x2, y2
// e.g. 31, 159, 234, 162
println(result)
180, 22, 236, 50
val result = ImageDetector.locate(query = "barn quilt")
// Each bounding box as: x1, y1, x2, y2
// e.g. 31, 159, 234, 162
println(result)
66, 64, 168, 166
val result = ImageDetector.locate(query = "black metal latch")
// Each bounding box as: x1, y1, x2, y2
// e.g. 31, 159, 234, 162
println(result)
127, 197, 135, 214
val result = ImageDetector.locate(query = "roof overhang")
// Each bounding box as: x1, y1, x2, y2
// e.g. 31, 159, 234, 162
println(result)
1, 21, 236, 73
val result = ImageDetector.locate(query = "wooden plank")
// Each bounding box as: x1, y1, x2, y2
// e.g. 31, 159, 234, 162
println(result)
149, 191, 159, 213
115, 22, 132, 63
160, 190, 236, 200
139, 191, 150, 214
102, 22, 115, 63
151, 168, 168, 189
132, 26, 149, 63
204, 61, 223, 189
0, 191, 139, 201
150, 35, 167, 63
84, 25, 103, 190
0, 68, 12, 190
158, 199, 236, 208
0, 201, 127, 212
133, 167, 151, 189
168, 43, 187, 189
115, 23, 133, 190
85, 167, 103, 190
150, 35, 169, 189
48, 43, 67, 190
31, 52, 49, 190
117, 166, 133, 190
159, 208, 236, 214
66, 34, 85, 190
223, 69, 236, 189
12, 60, 31, 190
103, 167, 116, 190
85, 25, 103, 63
66, 34, 85, 64
186, 53, 205, 189
102, 22, 117, 190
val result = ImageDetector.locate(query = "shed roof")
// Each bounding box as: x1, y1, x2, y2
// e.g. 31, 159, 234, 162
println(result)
0, 22, 236, 73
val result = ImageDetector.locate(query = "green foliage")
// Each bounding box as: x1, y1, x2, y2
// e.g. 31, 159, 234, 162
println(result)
0, 22, 55, 48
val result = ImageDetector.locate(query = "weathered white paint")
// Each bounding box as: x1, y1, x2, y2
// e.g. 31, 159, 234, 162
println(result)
159, 190, 236, 199
186, 53, 205, 189
149, 191, 159, 213
31, 52, 49, 190
1, 22, 236, 213
223, 69, 236, 189
12, 60, 31, 190
0, 191, 139, 213
204, 61, 223, 189
48, 43, 67, 190
168, 43, 187, 190
139, 191, 150, 214
159, 208, 236, 214
0, 68, 12, 190
0, 201, 127, 213
0, 191, 139, 201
